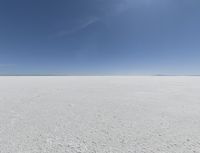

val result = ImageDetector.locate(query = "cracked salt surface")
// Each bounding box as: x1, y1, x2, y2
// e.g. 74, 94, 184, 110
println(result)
0, 76, 200, 153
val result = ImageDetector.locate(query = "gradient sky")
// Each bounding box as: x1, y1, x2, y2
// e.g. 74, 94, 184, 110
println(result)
0, 0, 200, 75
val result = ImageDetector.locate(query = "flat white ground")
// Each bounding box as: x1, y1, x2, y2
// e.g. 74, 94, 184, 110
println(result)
0, 76, 200, 153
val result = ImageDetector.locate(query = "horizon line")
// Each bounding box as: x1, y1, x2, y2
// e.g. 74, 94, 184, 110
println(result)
0, 74, 200, 77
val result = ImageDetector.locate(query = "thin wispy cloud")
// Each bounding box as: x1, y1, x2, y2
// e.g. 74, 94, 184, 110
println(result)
53, 1, 133, 39
50, 0, 170, 40
56, 17, 99, 38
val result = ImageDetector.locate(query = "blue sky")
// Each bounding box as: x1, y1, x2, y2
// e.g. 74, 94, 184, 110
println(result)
0, 0, 200, 75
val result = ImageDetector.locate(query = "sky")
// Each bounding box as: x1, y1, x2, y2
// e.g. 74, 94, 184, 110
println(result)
0, 0, 200, 75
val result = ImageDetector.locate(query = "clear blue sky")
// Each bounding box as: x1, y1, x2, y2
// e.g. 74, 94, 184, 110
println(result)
0, 0, 200, 75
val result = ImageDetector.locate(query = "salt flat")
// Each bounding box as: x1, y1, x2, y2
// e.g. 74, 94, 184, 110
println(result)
0, 76, 200, 153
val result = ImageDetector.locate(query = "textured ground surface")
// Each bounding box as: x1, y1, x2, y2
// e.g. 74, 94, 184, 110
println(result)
0, 76, 200, 153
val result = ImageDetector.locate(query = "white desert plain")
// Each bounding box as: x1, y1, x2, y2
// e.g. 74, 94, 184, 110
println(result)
0, 76, 200, 153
